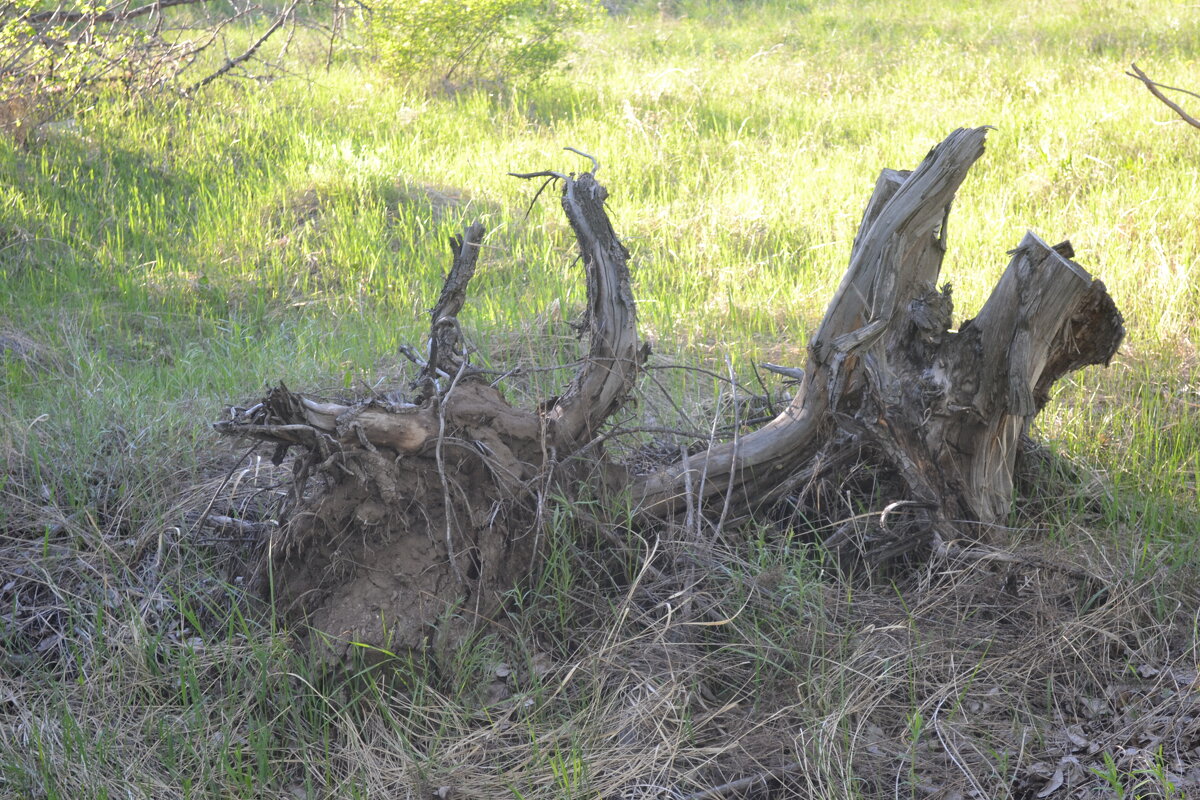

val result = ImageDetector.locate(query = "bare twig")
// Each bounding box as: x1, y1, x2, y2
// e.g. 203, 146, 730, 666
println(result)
1127, 63, 1200, 130
681, 445, 696, 540
27, 0, 212, 24
760, 362, 806, 382
187, 0, 299, 93
692, 379, 724, 537
562, 146, 600, 174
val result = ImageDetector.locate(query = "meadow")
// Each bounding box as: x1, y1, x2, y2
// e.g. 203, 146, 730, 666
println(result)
2, 0, 1199, 797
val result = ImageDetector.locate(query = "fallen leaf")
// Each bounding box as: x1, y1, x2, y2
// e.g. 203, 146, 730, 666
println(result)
1065, 725, 1094, 752
1036, 767, 1064, 798
1080, 697, 1109, 718
35, 634, 62, 653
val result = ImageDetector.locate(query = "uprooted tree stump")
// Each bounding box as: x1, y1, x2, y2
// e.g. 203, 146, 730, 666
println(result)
215, 127, 1124, 663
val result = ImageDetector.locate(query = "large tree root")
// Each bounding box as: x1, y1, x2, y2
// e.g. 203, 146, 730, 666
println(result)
215, 129, 1123, 660
216, 170, 642, 662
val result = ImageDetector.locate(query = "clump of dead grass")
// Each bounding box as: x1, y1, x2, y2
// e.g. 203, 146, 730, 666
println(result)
3, 351, 1197, 799
193, 496, 1187, 799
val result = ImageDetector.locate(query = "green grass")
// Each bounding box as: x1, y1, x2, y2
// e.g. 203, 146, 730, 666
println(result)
3, 0, 1200, 797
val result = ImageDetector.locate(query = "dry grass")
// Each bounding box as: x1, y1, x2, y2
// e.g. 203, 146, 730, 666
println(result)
226, 508, 1200, 798
2, 342, 1198, 799
3, 311, 1196, 800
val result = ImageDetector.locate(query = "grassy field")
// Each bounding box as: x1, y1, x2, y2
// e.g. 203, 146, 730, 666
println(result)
2, 0, 1199, 797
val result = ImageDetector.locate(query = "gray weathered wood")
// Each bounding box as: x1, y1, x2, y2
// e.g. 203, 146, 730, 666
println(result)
635, 126, 1123, 566
634, 127, 991, 523
544, 172, 643, 452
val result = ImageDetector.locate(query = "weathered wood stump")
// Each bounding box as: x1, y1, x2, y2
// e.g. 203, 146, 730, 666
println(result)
633, 128, 1123, 567
216, 171, 642, 662
215, 128, 1123, 660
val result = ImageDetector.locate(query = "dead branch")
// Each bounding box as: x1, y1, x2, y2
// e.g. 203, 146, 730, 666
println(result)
511, 162, 644, 452
1127, 63, 1200, 130
187, 0, 300, 93
1, 0, 330, 140
421, 222, 485, 391
27, 0, 213, 24
633, 128, 990, 521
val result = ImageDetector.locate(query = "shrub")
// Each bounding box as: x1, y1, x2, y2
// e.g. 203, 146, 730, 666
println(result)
366, 0, 602, 88
0, 0, 311, 141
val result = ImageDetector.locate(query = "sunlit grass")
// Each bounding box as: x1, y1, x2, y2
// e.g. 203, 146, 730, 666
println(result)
7, 0, 1197, 513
